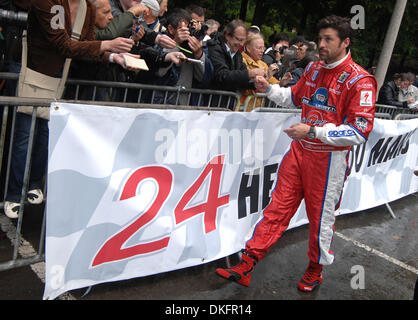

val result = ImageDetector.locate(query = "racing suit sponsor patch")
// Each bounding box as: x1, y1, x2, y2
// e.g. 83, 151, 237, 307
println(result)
328, 129, 356, 137
302, 88, 337, 113
348, 74, 366, 86
360, 90, 373, 106
337, 71, 350, 83
354, 117, 369, 132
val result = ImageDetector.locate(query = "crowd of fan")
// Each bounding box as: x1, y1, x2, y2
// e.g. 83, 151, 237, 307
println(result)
1, 0, 331, 110
72, 0, 325, 110
378, 72, 418, 110
1, 0, 417, 111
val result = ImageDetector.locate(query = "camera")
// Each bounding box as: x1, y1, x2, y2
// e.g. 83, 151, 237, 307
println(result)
188, 21, 208, 42
279, 45, 288, 55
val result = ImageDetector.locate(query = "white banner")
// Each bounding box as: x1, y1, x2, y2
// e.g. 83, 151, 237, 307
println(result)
44, 103, 418, 299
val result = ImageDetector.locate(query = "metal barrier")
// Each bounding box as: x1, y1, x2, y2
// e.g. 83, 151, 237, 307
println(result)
394, 113, 418, 120
375, 103, 417, 119
375, 113, 392, 120
252, 107, 301, 114
0, 72, 241, 110
241, 93, 295, 112
241, 93, 417, 119
0, 96, 231, 273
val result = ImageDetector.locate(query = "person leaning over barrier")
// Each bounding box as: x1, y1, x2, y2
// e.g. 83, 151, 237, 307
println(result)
104, 0, 176, 49
215, 15, 377, 292
398, 72, 418, 110
146, 8, 213, 105
206, 19, 265, 109
3, 0, 142, 219
377, 73, 411, 109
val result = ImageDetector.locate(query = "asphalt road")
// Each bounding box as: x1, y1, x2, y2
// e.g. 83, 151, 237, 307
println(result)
0, 193, 417, 307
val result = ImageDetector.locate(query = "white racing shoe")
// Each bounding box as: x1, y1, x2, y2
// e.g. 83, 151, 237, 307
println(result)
4, 202, 20, 219
27, 189, 44, 205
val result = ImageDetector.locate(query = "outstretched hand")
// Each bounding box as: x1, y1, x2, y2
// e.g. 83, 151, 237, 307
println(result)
255, 75, 270, 92
155, 34, 177, 49
165, 51, 187, 65
280, 72, 293, 87
101, 37, 134, 53
113, 53, 141, 71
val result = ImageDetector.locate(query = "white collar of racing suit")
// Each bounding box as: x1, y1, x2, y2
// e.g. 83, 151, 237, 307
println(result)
323, 51, 350, 69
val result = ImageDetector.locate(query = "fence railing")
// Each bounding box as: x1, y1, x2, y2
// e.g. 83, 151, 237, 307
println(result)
0, 72, 241, 110
394, 113, 418, 120
241, 93, 417, 120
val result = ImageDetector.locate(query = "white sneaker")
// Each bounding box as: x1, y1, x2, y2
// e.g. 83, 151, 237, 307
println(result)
4, 201, 20, 219
27, 189, 44, 205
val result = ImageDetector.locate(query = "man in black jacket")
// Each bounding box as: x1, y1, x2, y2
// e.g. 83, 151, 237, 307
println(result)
377, 73, 411, 108
207, 19, 265, 109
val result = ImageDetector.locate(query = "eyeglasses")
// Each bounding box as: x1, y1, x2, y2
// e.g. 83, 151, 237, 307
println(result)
232, 35, 246, 43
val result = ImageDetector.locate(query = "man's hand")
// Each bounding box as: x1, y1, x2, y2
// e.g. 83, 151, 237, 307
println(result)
113, 53, 141, 71
176, 25, 190, 43
188, 36, 203, 59
131, 24, 146, 43
155, 34, 177, 49
248, 68, 266, 79
255, 75, 270, 92
279, 72, 293, 87
283, 123, 310, 140
128, 3, 147, 17
165, 51, 187, 65
100, 37, 134, 53
132, 24, 145, 43
267, 63, 279, 79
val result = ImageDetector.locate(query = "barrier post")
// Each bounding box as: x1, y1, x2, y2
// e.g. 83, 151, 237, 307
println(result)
385, 203, 397, 219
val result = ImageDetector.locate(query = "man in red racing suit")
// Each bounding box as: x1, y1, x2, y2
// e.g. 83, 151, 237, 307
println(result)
216, 15, 377, 292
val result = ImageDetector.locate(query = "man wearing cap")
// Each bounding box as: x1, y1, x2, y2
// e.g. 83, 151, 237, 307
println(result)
102, 0, 175, 49
141, 0, 162, 32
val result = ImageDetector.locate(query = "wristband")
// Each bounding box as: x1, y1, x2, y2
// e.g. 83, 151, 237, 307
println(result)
266, 84, 272, 94
109, 53, 115, 63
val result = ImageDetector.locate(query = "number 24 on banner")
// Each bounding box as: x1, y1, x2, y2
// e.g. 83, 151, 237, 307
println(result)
92, 155, 230, 267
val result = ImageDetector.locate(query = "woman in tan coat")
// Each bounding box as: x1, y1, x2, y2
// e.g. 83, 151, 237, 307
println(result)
241, 34, 291, 111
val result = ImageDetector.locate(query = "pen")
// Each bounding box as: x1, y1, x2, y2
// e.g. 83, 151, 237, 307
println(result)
176, 45, 193, 54
177, 56, 204, 65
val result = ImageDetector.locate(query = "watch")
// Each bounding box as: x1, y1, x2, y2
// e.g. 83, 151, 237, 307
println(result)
307, 125, 316, 139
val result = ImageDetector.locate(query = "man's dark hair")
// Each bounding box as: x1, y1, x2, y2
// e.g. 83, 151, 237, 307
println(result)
274, 32, 290, 45
185, 4, 206, 17
167, 8, 191, 29
317, 15, 353, 50
290, 35, 306, 46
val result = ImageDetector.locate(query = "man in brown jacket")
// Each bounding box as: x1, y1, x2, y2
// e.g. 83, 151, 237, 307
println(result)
4, 0, 137, 218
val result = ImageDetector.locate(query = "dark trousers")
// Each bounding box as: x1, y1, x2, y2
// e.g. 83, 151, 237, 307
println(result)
6, 112, 48, 202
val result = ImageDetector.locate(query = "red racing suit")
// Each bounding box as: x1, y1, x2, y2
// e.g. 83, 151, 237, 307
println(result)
246, 53, 377, 265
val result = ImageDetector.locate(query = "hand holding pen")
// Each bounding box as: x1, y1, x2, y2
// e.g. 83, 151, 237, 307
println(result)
130, 24, 145, 43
